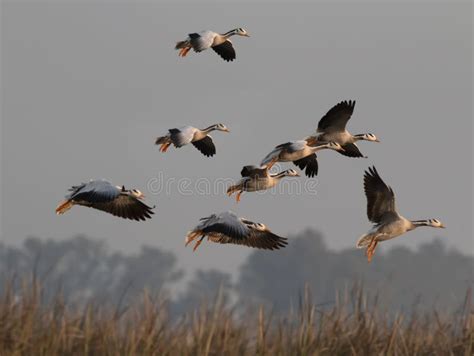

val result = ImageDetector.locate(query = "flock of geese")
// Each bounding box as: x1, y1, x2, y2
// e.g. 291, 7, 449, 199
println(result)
55, 28, 445, 262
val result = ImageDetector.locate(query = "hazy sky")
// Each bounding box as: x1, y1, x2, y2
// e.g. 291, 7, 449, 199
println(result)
2, 1, 472, 277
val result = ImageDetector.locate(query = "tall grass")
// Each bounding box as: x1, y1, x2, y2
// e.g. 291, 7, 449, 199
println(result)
0, 280, 472, 355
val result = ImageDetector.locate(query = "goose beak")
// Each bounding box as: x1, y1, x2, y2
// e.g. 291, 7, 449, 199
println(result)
224, 128, 230, 133
244, 33, 250, 37
375, 139, 381, 142
439, 224, 446, 229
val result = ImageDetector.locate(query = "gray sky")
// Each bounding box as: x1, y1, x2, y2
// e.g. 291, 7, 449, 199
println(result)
2, 1, 472, 277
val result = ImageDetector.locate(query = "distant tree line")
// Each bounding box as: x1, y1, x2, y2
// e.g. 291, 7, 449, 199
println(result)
0, 231, 472, 314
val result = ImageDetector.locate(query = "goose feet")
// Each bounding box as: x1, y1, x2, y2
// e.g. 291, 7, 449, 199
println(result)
179, 47, 191, 57
186, 232, 205, 251
159, 143, 171, 152
236, 191, 243, 203
366, 237, 378, 263
193, 236, 205, 251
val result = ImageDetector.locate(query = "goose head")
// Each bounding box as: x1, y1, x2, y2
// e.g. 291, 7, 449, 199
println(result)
131, 189, 145, 199
427, 219, 446, 228
215, 123, 230, 132
362, 133, 380, 142
235, 28, 250, 37
284, 169, 300, 177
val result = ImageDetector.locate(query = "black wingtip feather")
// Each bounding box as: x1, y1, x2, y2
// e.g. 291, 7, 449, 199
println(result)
293, 154, 318, 178
192, 136, 216, 157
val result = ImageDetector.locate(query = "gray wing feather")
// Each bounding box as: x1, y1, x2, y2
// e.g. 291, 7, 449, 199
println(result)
261, 148, 282, 166
261, 141, 306, 165
276, 140, 307, 153
196, 212, 288, 250
199, 211, 249, 239
67, 180, 119, 203
190, 31, 216, 52
169, 126, 197, 147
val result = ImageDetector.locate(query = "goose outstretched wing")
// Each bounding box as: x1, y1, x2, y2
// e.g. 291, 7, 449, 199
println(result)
66, 180, 119, 202
192, 136, 216, 157
63, 180, 154, 221
364, 166, 398, 224
317, 100, 356, 133
91, 195, 154, 221
189, 212, 287, 250
212, 40, 236, 61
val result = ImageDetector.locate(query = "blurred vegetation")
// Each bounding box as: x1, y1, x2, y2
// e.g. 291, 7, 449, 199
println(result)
0, 280, 472, 355
0, 231, 471, 315
0, 232, 472, 354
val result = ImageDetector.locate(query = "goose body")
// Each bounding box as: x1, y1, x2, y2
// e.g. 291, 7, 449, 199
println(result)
357, 166, 445, 262
186, 211, 288, 251
227, 166, 299, 202
307, 100, 379, 158
261, 140, 344, 177
155, 123, 229, 157
55, 180, 154, 221
175, 28, 250, 61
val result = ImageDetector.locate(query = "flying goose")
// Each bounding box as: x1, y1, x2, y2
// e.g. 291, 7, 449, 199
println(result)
227, 166, 300, 202
306, 100, 379, 158
260, 140, 345, 177
357, 166, 445, 262
55, 180, 154, 221
186, 211, 287, 251
155, 124, 229, 157
175, 28, 250, 62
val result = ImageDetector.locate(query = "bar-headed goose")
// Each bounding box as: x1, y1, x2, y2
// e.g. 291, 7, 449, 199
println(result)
155, 124, 229, 157
357, 166, 445, 262
55, 180, 154, 221
227, 165, 299, 202
260, 140, 344, 177
306, 100, 379, 158
175, 28, 250, 62
186, 211, 287, 251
